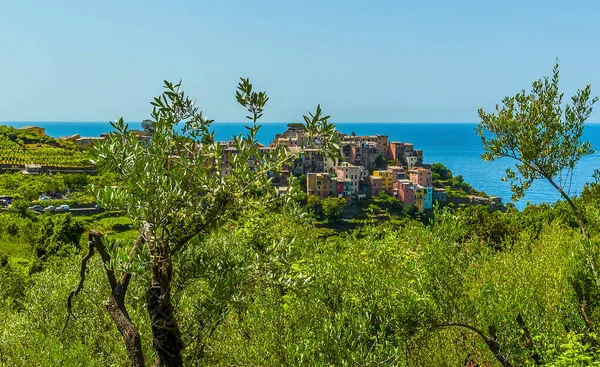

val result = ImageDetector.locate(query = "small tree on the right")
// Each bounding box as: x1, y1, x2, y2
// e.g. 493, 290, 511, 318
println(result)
476, 61, 597, 239
477, 61, 600, 293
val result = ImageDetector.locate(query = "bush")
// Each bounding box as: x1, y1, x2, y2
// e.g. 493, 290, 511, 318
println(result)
33, 214, 85, 263
322, 197, 347, 222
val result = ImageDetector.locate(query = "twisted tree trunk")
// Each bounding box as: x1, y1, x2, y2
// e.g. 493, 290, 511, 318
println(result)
68, 231, 145, 367
107, 284, 145, 367
433, 323, 513, 367
147, 238, 184, 367
542, 173, 600, 289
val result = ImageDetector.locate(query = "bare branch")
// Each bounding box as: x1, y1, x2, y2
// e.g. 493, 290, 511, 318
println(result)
63, 239, 95, 333
431, 323, 513, 367
119, 222, 150, 293
87, 230, 117, 290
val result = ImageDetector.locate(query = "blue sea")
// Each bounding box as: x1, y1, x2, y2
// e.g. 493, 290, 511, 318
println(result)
4, 121, 600, 210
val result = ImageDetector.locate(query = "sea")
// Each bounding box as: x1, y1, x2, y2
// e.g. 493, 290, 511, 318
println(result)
4, 121, 600, 210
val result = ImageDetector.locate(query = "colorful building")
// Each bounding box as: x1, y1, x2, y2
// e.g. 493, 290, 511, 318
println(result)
367, 175, 383, 196
335, 162, 367, 196
389, 141, 424, 167
373, 170, 394, 193
392, 179, 415, 205
306, 173, 332, 199
412, 185, 433, 212
414, 185, 425, 212
387, 165, 406, 180
409, 167, 432, 188
332, 177, 352, 199
423, 186, 433, 210
332, 177, 345, 198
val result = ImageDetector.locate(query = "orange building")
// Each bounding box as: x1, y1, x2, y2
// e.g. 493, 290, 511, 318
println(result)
306, 173, 332, 199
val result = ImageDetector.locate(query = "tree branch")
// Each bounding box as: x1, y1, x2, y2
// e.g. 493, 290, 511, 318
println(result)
431, 323, 513, 367
63, 239, 95, 333
87, 230, 117, 290
503, 152, 589, 240
65, 229, 147, 367
118, 222, 151, 295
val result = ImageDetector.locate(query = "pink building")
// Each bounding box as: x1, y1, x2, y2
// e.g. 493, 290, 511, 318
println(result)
408, 167, 432, 187
392, 179, 415, 205
367, 175, 383, 196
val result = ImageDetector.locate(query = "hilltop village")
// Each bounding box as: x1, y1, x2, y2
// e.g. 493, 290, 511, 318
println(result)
220, 124, 502, 213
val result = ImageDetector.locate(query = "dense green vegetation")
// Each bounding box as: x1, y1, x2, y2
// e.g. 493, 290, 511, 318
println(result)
0, 172, 118, 202
0, 64, 599, 366
1, 189, 599, 366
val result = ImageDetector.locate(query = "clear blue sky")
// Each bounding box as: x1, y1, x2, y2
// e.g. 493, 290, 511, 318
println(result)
1, 0, 599, 122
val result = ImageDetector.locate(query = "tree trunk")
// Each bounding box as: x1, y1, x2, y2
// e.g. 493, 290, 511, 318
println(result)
543, 174, 600, 288
84, 231, 146, 367
433, 323, 513, 367
106, 287, 145, 367
147, 242, 184, 367
543, 174, 587, 239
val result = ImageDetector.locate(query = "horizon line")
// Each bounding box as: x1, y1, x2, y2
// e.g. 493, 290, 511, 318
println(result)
2, 120, 600, 124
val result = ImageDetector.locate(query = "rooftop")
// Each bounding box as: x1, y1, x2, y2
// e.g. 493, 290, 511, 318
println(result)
59, 134, 81, 140
17, 125, 44, 130
387, 165, 404, 171
409, 167, 431, 172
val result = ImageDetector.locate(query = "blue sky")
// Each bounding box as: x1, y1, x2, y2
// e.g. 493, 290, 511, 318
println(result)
1, 0, 599, 122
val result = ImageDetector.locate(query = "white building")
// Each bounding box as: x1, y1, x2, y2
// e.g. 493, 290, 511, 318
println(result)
334, 162, 367, 195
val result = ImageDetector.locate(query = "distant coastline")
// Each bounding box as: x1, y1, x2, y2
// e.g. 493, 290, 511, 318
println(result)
1, 121, 599, 209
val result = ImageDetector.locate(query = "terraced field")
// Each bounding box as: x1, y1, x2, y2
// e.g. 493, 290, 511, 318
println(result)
0, 135, 90, 167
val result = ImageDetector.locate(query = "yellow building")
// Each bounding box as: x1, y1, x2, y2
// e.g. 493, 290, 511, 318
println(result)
18, 126, 46, 136
372, 170, 394, 194
414, 185, 425, 212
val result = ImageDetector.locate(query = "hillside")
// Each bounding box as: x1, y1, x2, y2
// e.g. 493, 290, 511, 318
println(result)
0, 126, 91, 168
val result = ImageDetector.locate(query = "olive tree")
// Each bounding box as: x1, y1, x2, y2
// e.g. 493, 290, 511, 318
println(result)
476, 62, 600, 292
476, 62, 597, 239
67, 79, 339, 366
